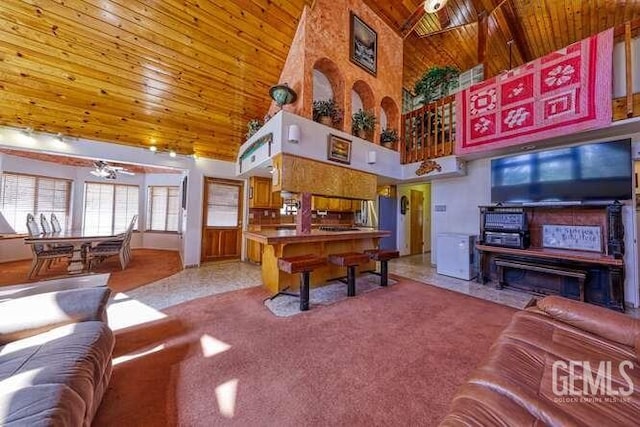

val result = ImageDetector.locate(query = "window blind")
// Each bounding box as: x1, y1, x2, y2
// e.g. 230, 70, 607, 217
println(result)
0, 173, 71, 234
84, 182, 138, 234
147, 186, 179, 232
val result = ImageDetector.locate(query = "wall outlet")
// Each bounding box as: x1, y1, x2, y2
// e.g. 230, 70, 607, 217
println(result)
264, 210, 269, 216
271, 212, 276, 218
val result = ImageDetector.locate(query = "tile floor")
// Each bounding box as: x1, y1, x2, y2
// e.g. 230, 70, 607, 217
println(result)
108, 253, 640, 323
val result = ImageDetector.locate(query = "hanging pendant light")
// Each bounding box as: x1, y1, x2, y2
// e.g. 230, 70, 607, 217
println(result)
424, 0, 448, 13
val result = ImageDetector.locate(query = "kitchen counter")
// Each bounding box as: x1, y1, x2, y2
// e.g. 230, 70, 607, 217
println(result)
244, 228, 390, 294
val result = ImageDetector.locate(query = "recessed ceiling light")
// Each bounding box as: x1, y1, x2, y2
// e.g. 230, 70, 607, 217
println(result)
149, 145, 157, 152
169, 150, 177, 158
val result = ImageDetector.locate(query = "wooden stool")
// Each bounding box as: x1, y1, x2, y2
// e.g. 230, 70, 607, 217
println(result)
364, 249, 400, 287
328, 252, 370, 297
277, 255, 326, 311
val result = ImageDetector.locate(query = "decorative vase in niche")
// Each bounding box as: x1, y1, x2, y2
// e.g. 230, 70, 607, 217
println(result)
319, 116, 333, 126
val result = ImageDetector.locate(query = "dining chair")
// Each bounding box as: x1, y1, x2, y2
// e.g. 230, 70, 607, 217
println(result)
50, 213, 62, 233
40, 213, 52, 233
86, 214, 138, 271
26, 213, 73, 278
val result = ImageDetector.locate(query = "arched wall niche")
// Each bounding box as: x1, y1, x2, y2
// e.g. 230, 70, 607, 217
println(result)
381, 96, 400, 132
351, 80, 376, 142
312, 57, 345, 131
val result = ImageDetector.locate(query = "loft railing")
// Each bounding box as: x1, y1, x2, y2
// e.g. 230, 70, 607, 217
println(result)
400, 94, 455, 164
400, 19, 640, 165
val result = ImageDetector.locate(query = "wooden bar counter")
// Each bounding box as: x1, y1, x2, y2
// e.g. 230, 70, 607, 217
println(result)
244, 228, 391, 294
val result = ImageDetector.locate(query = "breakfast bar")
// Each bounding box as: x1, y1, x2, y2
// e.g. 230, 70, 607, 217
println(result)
244, 228, 391, 294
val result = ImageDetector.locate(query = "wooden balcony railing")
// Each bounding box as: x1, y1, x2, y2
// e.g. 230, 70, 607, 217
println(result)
401, 19, 640, 166
400, 94, 455, 164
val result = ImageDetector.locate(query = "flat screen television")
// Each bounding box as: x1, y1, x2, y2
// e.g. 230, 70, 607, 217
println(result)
491, 139, 632, 204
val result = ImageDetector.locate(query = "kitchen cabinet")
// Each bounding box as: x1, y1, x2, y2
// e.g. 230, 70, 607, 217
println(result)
249, 177, 281, 209
249, 177, 272, 208
246, 225, 263, 264
312, 196, 357, 212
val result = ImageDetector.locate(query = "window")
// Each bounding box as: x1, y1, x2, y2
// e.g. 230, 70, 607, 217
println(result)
84, 182, 138, 234
0, 173, 71, 234
147, 186, 180, 232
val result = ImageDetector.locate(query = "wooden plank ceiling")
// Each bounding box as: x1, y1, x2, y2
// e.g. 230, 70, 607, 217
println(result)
1, 1, 640, 161
0, 0, 310, 161
364, 0, 640, 93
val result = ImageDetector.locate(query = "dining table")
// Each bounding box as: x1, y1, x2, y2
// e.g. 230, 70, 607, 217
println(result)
25, 229, 126, 274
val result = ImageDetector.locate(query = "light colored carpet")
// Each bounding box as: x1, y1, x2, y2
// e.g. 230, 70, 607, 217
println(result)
94, 277, 516, 426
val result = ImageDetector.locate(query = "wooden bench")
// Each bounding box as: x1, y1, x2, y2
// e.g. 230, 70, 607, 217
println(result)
494, 258, 587, 301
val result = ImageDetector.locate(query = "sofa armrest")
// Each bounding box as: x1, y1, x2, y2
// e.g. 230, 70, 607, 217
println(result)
531, 296, 640, 349
0, 287, 111, 345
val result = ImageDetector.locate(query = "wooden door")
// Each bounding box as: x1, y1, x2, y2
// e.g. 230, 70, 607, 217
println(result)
410, 189, 424, 255
201, 178, 243, 262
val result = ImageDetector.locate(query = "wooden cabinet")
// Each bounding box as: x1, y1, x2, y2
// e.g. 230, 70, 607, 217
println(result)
312, 196, 357, 212
249, 177, 281, 209
271, 191, 283, 208
246, 225, 263, 264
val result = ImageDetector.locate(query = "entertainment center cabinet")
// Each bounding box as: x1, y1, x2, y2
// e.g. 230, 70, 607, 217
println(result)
476, 203, 625, 311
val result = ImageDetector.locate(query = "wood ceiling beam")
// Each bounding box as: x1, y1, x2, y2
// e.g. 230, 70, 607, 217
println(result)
499, 0, 533, 62
400, 5, 426, 39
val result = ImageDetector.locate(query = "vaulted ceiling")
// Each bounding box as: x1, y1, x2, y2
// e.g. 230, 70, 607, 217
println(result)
0, 1, 639, 162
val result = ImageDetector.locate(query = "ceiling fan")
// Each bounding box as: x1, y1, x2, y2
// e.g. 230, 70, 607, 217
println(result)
402, 0, 511, 39
90, 160, 135, 180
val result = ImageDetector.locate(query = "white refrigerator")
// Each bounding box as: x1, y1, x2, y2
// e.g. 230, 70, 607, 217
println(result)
436, 233, 477, 280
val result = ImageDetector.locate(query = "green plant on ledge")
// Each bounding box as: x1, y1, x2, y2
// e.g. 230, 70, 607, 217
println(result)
246, 118, 263, 140
380, 128, 398, 148
413, 65, 460, 104
351, 109, 376, 139
312, 99, 342, 126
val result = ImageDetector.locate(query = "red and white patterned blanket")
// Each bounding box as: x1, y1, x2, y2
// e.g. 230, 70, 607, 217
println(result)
455, 28, 613, 155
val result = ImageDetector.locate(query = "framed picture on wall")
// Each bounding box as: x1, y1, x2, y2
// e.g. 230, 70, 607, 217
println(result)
349, 12, 377, 76
327, 134, 352, 164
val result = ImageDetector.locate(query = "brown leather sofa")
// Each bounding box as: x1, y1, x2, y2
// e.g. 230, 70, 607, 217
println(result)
441, 296, 640, 426
0, 286, 114, 426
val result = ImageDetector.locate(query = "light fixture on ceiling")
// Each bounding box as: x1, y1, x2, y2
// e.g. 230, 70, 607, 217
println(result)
424, 0, 448, 13
169, 149, 177, 158
149, 145, 157, 152
269, 83, 297, 110
90, 160, 135, 180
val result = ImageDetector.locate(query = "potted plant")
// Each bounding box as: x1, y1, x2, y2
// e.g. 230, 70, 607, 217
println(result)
413, 65, 460, 104
312, 99, 342, 126
351, 109, 376, 139
246, 118, 263, 140
380, 128, 398, 149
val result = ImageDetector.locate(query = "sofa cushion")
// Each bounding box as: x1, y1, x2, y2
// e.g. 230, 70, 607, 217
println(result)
0, 321, 114, 425
0, 287, 111, 345
442, 302, 640, 426
0, 384, 85, 427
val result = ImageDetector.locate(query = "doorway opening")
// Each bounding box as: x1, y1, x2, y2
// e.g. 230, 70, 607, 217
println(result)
398, 183, 431, 256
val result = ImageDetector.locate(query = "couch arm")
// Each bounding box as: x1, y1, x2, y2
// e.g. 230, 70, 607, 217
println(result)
0, 287, 111, 345
532, 296, 640, 349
